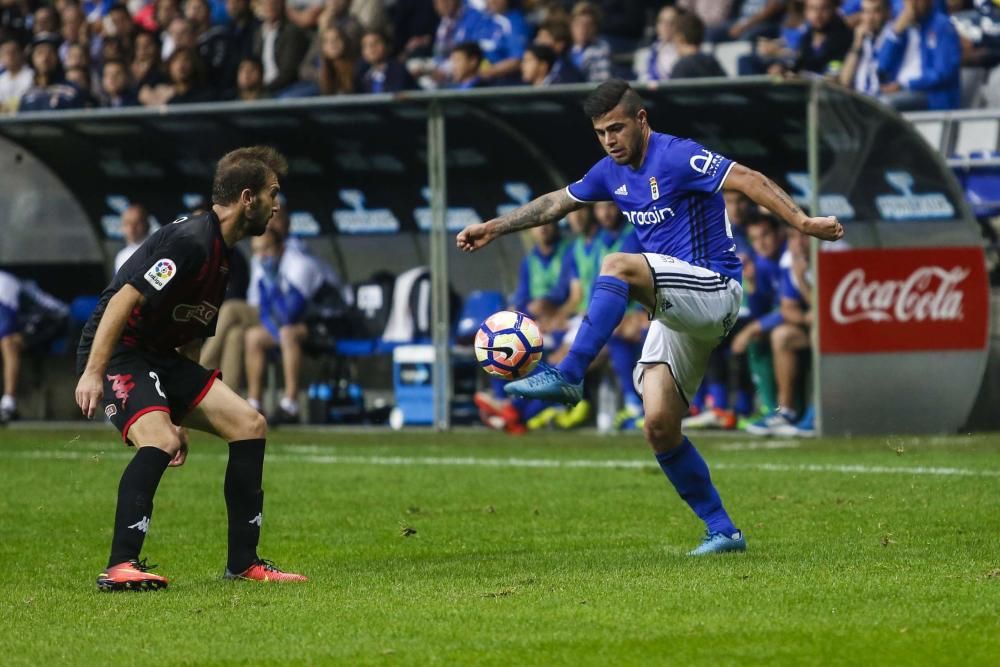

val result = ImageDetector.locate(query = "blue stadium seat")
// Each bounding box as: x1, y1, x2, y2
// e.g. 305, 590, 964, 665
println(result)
69, 295, 100, 325
455, 290, 505, 342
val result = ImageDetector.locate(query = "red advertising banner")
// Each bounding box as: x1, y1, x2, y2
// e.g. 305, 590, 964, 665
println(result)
818, 247, 989, 354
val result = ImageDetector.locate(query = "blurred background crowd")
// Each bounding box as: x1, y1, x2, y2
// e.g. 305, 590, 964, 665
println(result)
0, 0, 998, 114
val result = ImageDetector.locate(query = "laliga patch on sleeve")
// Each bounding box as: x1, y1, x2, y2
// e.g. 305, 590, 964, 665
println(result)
144, 258, 177, 291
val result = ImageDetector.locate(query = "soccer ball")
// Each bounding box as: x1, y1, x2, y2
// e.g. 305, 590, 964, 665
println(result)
474, 311, 543, 379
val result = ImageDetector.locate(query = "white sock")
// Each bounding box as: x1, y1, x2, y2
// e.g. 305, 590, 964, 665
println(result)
280, 396, 298, 415
0, 395, 15, 411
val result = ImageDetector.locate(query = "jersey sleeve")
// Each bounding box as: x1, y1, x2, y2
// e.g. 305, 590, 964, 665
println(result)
665, 137, 734, 195
126, 233, 205, 309
567, 159, 613, 203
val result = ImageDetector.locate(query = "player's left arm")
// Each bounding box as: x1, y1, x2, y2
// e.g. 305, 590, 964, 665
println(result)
723, 163, 844, 242
457, 188, 585, 252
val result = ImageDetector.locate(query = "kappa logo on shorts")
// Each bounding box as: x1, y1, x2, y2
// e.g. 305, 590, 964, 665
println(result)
106, 373, 135, 407
105, 404, 118, 419
144, 258, 177, 291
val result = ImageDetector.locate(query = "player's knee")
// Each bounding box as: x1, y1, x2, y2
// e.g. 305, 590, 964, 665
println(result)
247, 409, 267, 439
600, 252, 632, 280
643, 414, 682, 453
144, 433, 181, 457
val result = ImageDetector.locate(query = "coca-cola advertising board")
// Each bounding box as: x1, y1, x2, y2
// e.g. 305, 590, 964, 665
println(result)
818, 247, 989, 354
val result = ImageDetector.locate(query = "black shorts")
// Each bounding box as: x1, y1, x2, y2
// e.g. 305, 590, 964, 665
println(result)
100, 347, 219, 445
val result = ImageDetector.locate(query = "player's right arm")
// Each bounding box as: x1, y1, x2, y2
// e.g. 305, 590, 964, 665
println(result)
457, 188, 583, 253
75, 284, 145, 419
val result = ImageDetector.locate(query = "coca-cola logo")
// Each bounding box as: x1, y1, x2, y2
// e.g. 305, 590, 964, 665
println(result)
831, 266, 968, 324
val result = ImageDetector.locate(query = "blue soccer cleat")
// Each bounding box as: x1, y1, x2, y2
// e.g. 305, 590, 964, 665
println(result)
503, 362, 583, 405
687, 530, 747, 556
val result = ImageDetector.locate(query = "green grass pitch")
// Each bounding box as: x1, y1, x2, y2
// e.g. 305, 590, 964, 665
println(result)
0, 426, 998, 665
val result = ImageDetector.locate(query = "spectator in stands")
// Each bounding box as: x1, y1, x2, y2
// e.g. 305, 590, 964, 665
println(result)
19, 33, 86, 111
449, 40, 486, 88
294, 24, 357, 96
633, 5, 678, 83
186, 0, 230, 90
838, 0, 891, 96
570, 2, 612, 82
520, 43, 557, 86
356, 29, 417, 92
392, 0, 439, 59
677, 0, 737, 39
100, 58, 138, 107
0, 270, 69, 424
738, 0, 808, 75
955, 0, 1000, 70
140, 46, 212, 104
135, 0, 181, 33
671, 11, 727, 78
287, 0, 329, 31
113, 204, 151, 273
32, 5, 58, 38
534, 18, 584, 83
0, 34, 32, 113
244, 228, 334, 424
878, 0, 961, 109
707, 0, 787, 44
58, 3, 90, 67
747, 226, 813, 435
232, 56, 269, 100
468, 0, 528, 83
724, 190, 757, 256
316, 0, 366, 58
253, 0, 311, 94
163, 16, 196, 62
1, 1, 30, 46
785, 0, 852, 75
64, 64, 97, 106
224, 0, 260, 82
432, 0, 477, 61
103, 4, 136, 57
131, 30, 167, 91
588, 0, 646, 52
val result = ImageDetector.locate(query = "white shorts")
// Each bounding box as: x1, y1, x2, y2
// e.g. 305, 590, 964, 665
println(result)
632, 253, 743, 404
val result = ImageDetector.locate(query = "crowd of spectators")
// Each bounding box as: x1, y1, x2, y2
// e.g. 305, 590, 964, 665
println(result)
1, 0, 998, 114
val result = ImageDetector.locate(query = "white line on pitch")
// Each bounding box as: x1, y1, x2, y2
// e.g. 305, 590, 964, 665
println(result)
2, 449, 999, 478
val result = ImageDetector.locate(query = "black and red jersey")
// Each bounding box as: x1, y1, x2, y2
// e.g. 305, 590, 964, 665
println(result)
77, 211, 232, 371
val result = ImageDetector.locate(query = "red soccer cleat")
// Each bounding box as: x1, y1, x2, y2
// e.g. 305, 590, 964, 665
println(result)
96, 559, 169, 592
223, 559, 308, 582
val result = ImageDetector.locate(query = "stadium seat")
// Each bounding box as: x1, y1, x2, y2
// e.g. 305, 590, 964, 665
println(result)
953, 118, 999, 158
69, 295, 100, 325
455, 290, 505, 344
913, 120, 945, 153
713, 41, 753, 78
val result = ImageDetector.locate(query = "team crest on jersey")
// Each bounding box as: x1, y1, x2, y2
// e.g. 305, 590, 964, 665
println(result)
649, 177, 660, 200
105, 404, 117, 418
144, 258, 177, 291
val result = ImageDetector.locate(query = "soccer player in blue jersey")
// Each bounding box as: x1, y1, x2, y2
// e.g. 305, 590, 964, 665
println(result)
457, 80, 843, 555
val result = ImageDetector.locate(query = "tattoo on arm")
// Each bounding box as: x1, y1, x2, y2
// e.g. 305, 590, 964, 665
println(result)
759, 174, 806, 227
491, 189, 581, 236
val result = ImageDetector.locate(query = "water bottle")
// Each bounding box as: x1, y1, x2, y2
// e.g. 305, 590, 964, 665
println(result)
596, 375, 616, 434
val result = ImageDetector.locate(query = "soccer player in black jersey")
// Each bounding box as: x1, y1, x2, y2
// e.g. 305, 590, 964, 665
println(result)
75, 146, 308, 590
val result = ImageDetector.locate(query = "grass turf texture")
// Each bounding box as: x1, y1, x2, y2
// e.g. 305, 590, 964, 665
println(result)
1, 427, 998, 666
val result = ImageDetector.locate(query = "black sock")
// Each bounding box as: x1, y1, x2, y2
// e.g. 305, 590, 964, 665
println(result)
108, 447, 172, 568
225, 439, 266, 573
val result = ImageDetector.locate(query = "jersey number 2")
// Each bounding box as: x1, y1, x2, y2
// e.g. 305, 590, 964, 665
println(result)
149, 372, 166, 399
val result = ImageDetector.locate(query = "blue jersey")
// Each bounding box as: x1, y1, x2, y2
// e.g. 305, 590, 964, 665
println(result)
566, 132, 742, 282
